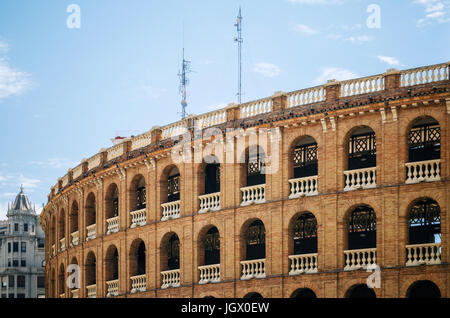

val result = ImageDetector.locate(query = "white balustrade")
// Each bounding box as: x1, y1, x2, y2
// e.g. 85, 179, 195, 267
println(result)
59, 293, 65, 298
86, 284, 97, 298
59, 238, 66, 252
406, 243, 441, 266
240, 259, 266, 280
106, 279, 119, 297
344, 167, 376, 191
87, 154, 101, 171
107, 144, 124, 161
161, 269, 181, 289
106, 216, 119, 234
71, 289, 80, 298
161, 121, 187, 140
161, 201, 181, 221
340, 75, 384, 97
130, 208, 147, 228
71, 231, 79, 247
131, 133, 152, 151
405, 159, 441, 184
288, 176, 318, 199
240, 184, 266, 206
401, 63, 449, 87
344, 248, 377, 271
130, 274, 147, 293
86, 224, 96, 241
198, 264, 220, 284
72, 164, 83, 180
195, 109, 227, 129
239, 98, 272, 119
287, 86, 325, 107
288, 253, 318, 275
198, 192, 220, 213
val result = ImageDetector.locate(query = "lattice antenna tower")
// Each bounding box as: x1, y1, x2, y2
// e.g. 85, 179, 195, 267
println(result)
234, 7, 243, 105
178, 47, 191, 120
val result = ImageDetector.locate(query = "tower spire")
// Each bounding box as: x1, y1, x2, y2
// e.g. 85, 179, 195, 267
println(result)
235, 7, 243, 105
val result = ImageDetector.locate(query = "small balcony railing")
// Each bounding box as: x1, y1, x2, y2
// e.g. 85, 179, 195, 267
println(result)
70, 231, 79, 247
161, 269, 180, 289
288, 176, 318, 199
198, 192, 220, 213
106, 216, 119, 234
71, 288, 79, 298
198, 264, 220, 284
86, 224, 96, 241
288, 253, 318, 275
344, 167, 376, 191
86, 284, 97, 298
240, 184, 266, 206
161, 201, 181, 221
240, 258, 266, 280
130, 274, 147, 293
406, 243, 441, 266
106, 279, 119, 297
344, 248, 377, 271
59, 293, 65, 298
59, 238, 66, 252
405, 159, 441, 184
130, 208, 146, 228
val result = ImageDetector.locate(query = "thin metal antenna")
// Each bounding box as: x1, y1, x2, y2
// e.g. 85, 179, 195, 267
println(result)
234, 7, 243, 105
178, 42, 191, 120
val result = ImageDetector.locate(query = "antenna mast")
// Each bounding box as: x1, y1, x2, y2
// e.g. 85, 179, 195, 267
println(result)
235, 7, 243, 105
178, 47, 191, 119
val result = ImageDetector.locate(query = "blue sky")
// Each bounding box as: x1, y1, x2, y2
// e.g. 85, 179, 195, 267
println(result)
0, 0, 449, 218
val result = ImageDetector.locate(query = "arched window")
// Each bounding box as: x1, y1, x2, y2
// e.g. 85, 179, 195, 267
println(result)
348, 205, 376, 250
105, 184, 119, 219
204, 162, 220, 195
408, 198, 441, 245
130, 240, 146, 276
167, 167, 180, 202
408, 117, 440, 163
70, 201, 78, 234
167, 234, 180, 271
246, 220, 266, 260
106, 246, 119, 281
85, 252, 96, 287
130, 175, 146, 211
293, 213, 317, 255
244, 292, 263, 299
347, 127, 376, 170
246, 146, 266, 186
59, 209, 65, 240
407, 280, 441, 298
203, 227, 220, 266
58, 264, 65, 296
85, 193, 96, 226
291, 288, 317, 298
293, 137, 318, 179
345, 284, 376, 298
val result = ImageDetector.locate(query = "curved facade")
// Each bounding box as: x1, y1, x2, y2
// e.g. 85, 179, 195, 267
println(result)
41, 62, 450, 298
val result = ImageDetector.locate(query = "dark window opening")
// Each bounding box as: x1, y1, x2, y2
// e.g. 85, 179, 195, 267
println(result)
168, 169, 180, 203
409, 198, 441, 245
136, 242, 146, 275
136, 186, 146, 210
407, 280, 441, 298
204, 164, 220, 194
293, 142, 318, 179
348, 206, 376, 250
167, 234, 180, 271
408, 121, 440, 163
293, 213, 318, 255
346, 284, 376, 298
204, 227, 220, 265
246, 149, 266, 187
246, 220, 266, 260
348, 131, 376, 170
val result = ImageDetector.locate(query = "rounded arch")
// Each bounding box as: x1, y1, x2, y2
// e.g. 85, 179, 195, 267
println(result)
198, 225, 221, 267
406, 280, 441, 298
346, 204, 377, 250
105, 183, 119, 220
290, 288, 317, 298
160, 232, 180, 271
105, 244, 119, 281
241, 144, 267, 187
85, 251, 96, 286
70, 200, 79, 234
129, 174, 146, 212
407, 197, 441, 245
85, 192, 96, 226
243, 292, 263, 299
289, 135, 319, 180
129, 238, 146, 277
407, 115, 441, 164
58, 208, 65, 240
345, 284, 376, 298
200, 155, 221, 196
288, 211, 318, 256
344, 125, 377, 171
240, 219, 266, 261
58, 263, 65, 295
161, 165, 181, 204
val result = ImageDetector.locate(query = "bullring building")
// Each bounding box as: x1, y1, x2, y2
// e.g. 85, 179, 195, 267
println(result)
41, 62, 449, 298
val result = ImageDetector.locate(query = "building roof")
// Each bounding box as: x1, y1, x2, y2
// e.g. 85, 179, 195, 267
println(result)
11, 186, 32, 212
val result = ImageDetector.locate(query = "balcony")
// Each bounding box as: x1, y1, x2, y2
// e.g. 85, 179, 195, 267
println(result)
344, 248, 377, 271
59, 238, 66, 252
71, 289, 79, 298
288, 253, 318, 275
161, 201, 181, 221
405, 159, 441, 184
86, 284, 97, 298
70, 231, 79, 247
130, 208, 146, 228
130, 274, 147, 293
106, 216, 119, 234
106, 279, 119, 297
161, 269, 180, 289
86, 224, 96, 241
406, 243, 441, 266
240, 258, 266, 280
240, 184, 266, 206
344, 167, 376, 191
198, 192, 220, 213
288, 176, 318, 199
198, 264, 220, 284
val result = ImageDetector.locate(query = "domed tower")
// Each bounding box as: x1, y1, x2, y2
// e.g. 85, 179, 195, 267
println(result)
0, 187, 45, 298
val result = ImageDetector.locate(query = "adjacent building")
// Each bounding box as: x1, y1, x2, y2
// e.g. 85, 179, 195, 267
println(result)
0, 187, 45, 298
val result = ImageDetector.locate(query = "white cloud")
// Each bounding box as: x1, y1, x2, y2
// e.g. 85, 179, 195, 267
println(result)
0, 201, 8, 220
17, 175, 40, 190
414, 0, 450, 26
313, 67, 359, 85
344, 35, 373, 44
293, 24, 319, 35
0, 41, 8, 53
252, 62, 282, 78
0, 57, 32, 100
377, 56, 401, 66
